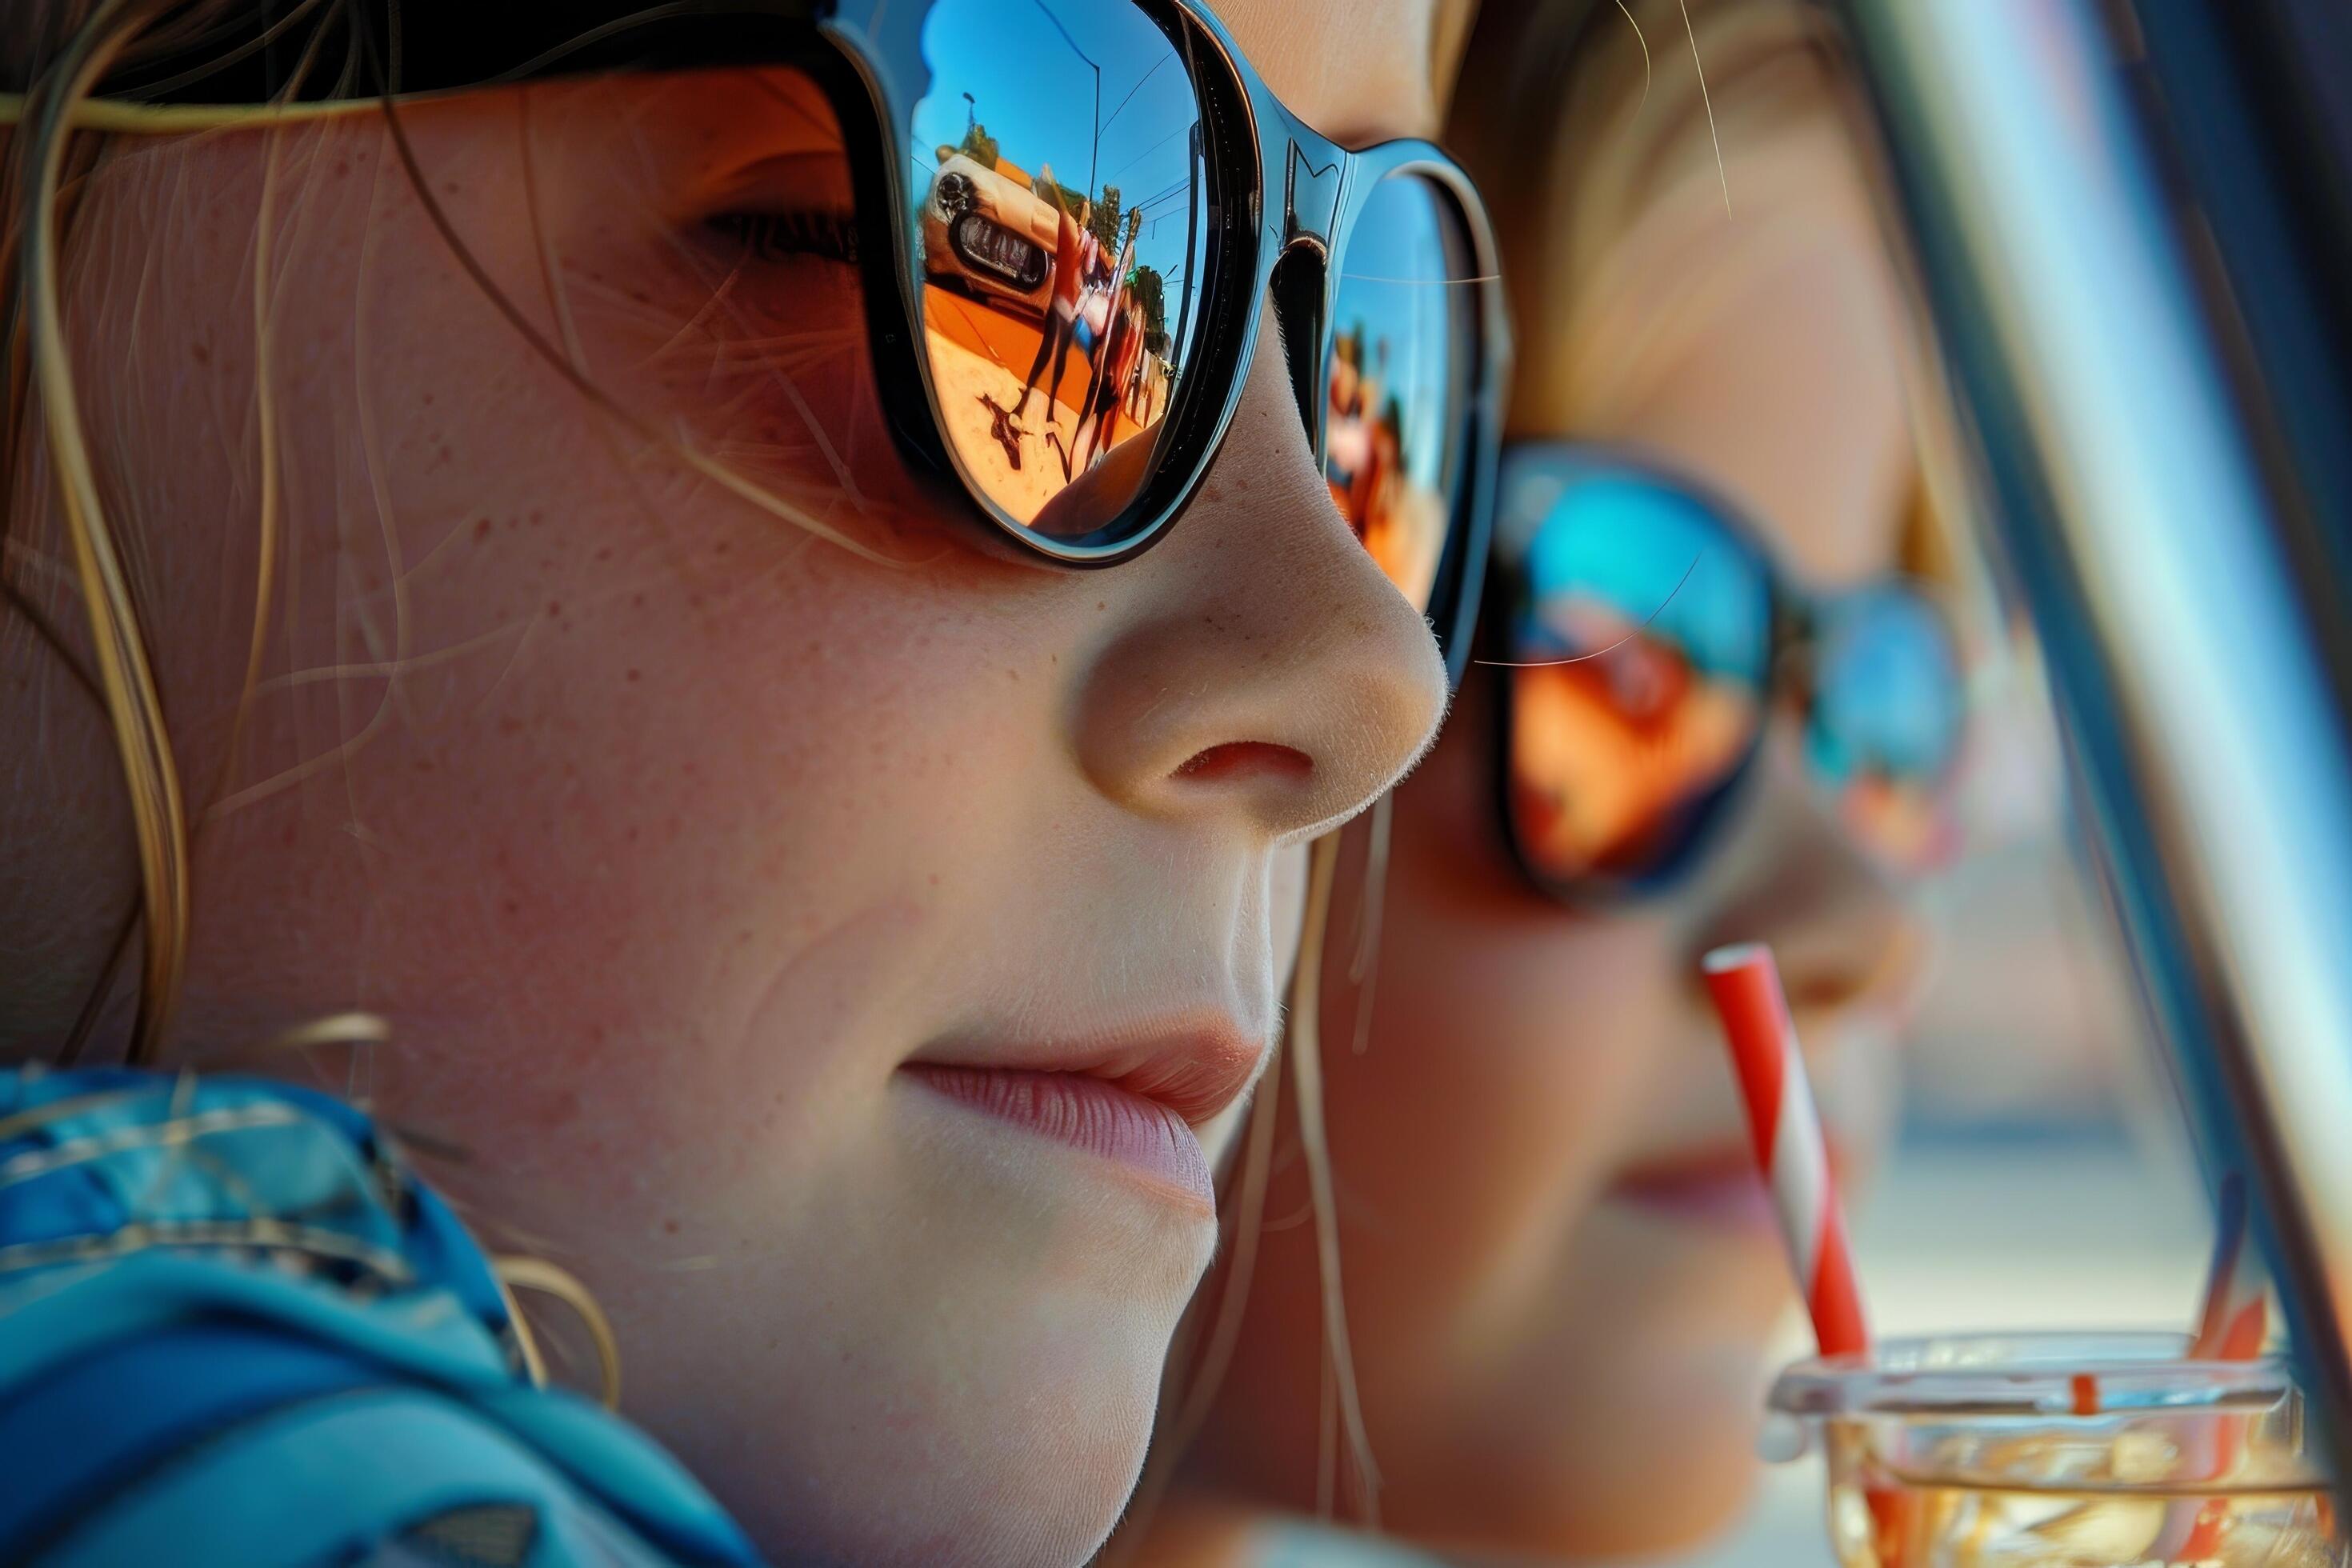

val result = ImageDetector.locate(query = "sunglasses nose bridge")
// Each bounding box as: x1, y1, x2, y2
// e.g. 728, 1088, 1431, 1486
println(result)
1266, 239, 1330, 446
1282, 140, 1344, 250
1258, 136, 1342, 442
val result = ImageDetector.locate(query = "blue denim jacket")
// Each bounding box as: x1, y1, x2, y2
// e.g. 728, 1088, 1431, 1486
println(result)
0, 1066, 762, 1567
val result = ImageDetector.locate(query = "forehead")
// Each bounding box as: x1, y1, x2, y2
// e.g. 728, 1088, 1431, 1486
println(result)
1205, 0, 1477, 143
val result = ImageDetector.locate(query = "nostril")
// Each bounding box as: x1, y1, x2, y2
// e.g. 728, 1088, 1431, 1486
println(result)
1770, 923, 1931, 1021
1173, 741, 1314, 785
1780, 967, 1874, 1014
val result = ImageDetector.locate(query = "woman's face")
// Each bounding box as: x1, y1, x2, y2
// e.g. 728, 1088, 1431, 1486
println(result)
1193, 70, 1935, 1558
1303, 661, 1921, 1558
1198, 610, 1923, 1567
11, 4, 1466, 1562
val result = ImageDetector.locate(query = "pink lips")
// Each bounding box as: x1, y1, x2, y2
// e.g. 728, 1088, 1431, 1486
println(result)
905, 1063, 1217, 1211
1607, 1140, 1853, 1233
1608, 1146, 1781, 1231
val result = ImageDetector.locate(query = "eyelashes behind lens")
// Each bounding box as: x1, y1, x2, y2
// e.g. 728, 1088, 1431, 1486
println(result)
710, 210, 862, 266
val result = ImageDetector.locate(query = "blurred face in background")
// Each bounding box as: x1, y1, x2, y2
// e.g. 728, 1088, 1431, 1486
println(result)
1186, 1, 1945, 1558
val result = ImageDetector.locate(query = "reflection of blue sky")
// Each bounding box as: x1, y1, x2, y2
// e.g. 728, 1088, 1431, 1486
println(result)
1521, 479, 1771, 679
1812, 591, 1962, 776
911, 0, 1198, 289
1330, 178, 1460, 491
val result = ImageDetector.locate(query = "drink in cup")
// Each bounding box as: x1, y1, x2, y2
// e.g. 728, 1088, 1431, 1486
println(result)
1767, 1331, 2343, 1567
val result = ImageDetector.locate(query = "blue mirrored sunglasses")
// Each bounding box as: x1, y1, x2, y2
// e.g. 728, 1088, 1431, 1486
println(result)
1486, 445, 1966, 902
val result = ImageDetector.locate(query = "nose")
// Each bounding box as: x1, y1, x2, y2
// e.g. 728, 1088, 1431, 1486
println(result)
1071, 319, 1449, 841
1686, 739, 1930, 1025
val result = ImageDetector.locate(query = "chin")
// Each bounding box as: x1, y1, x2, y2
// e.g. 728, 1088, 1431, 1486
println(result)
1538, 1335, 1773, 1561
736, 1378, 1161, 1566
1531, 1212, 1791, 1554
665, 1298, 1180, 1568
574, 1115, 1221, 1567
1394, 1302, 1776, 1563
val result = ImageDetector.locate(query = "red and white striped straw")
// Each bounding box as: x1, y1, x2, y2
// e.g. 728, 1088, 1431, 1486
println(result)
1705, 942, 1904, 1562
1702, 942, 1869, 1357
2165, 1174, 2271, 1560
2193, 1172, 2269, 1361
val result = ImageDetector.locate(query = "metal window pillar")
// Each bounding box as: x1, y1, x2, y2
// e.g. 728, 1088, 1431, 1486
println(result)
1834, 0, 2352, 1492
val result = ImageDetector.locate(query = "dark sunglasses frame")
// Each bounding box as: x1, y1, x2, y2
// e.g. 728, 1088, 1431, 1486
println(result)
1484, 443, 1963, 906
111, 0, 1507, 681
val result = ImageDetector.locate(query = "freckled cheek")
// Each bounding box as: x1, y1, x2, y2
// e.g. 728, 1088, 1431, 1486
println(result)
402, 1013, 892, 1240
373, 784, 929, 1212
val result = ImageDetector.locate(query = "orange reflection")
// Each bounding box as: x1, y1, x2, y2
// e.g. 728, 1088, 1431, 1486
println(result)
1510, 610, 1758, 877
1326, 326, 1444, 609
1838, 773, 1959, 874
919, 143, 1178, 534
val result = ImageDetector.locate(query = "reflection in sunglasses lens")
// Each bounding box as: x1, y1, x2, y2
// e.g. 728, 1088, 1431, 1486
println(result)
1324, 174, 1476, 612
1506, 477, 1771, 886
913, 0, 1206, 546
1809, 587, 1964, 870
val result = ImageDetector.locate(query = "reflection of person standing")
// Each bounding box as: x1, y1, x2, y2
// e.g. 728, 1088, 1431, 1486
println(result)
1323, 331, 1370, 494
1117, 302, 1149, 423
1072, 240, 1140, 472
1070, 300, 1135, 474
1070, 227, 1110, 358
1018, 171, 1089, 421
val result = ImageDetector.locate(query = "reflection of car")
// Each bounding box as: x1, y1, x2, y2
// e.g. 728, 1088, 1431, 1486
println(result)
922, 150, 1058, 317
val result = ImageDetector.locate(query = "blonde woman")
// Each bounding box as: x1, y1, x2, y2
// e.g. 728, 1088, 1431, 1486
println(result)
0, 2, 1502, 1563
1132, 0, 1961, 1562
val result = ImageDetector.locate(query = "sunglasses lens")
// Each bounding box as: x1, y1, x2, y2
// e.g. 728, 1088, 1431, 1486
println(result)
1808, 587, 1966, 870
1504, 470, 1772, 889
1324, 174, 1480, 612
910, 1, 1206, 548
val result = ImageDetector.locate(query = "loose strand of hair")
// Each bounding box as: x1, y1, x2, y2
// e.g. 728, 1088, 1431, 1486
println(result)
20, 0, 191, 1065
494, 1253, 623, 1409
1315, 1338, 1338, 1519
1345, 791, 1394, 1058
1287, 829, 1381, 1524
206, 94, 287, 822
1166, 1031, 1285, 1452
1613, 0, 1654, 115
200, 1, 352, 828
119, 0, 334, 102
1677, 0, 1733, 218
1098, 1038, 1285, 1566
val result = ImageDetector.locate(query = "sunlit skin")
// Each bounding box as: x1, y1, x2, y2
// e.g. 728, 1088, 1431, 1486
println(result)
0, 4, 1472, 1564
1162, 5, 1938, 1560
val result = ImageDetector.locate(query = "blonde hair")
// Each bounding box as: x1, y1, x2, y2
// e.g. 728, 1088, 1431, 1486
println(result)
4, 2, 942, 1412
3, 4, 898, 1066
1542, 0, 1987, 599
4, 1, 205, 1065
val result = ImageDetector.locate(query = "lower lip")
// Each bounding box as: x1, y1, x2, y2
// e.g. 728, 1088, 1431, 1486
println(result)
1607, 1156, 1779, 1232
903, 1064, 1215, 1212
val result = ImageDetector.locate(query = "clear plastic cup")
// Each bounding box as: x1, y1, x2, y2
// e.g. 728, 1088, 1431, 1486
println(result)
1766, 1332, 2344, 1566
